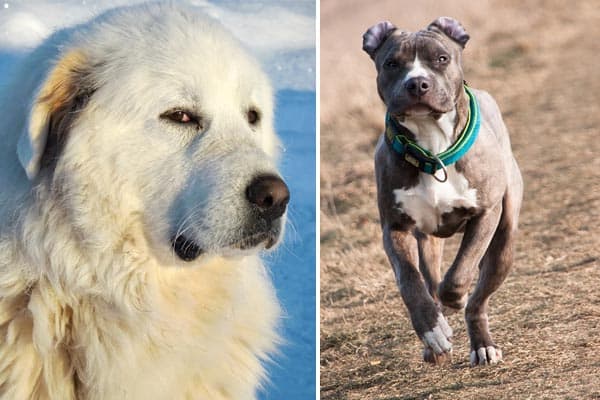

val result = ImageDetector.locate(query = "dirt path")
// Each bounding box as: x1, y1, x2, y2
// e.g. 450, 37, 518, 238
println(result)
320, 0, 600, 398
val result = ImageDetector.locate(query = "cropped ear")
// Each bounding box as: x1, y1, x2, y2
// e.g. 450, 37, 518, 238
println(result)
362, 21, 396, 59
427, 17, 470, 48
17, 50, 93, 180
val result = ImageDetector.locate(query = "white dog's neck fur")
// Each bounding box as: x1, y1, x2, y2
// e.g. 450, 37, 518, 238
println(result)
0, 187, 279, 400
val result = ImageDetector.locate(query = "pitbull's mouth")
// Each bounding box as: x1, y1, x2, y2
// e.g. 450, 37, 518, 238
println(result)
391, 99, 452, 118
401, 103, 436, 117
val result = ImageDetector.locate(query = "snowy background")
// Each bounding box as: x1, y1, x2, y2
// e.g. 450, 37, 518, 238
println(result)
0, 1, 316, 399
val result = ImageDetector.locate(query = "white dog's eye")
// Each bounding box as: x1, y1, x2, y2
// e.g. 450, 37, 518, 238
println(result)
160, 109, 202, 128
247, 108, 260, 126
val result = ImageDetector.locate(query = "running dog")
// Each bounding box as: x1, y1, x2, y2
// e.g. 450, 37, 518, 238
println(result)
363, 17, 522, 365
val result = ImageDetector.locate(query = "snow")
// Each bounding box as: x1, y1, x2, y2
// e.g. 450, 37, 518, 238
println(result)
263, 89, 316, 399
0, 0, 315, 91
0, 1, 315, 399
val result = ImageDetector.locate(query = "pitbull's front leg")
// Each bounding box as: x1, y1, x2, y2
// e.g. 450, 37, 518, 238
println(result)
382, 225, 452, 363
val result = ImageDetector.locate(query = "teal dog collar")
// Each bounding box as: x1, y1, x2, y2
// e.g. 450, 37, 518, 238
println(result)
385, 85, 481, 182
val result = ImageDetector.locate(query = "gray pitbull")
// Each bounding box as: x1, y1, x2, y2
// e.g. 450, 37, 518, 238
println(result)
363, 17, 522, 365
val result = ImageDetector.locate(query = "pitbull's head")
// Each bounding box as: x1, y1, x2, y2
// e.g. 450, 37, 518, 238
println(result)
363, 17, 469, 118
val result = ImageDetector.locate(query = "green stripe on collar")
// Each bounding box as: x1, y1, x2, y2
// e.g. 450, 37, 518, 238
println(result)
385, 85, 481, 180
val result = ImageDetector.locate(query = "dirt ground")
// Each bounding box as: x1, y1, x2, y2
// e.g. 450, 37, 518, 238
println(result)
320, 0, 600, 398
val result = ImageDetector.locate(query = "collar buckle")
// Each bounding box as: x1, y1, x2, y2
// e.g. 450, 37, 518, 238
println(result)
404, 153, 420, 168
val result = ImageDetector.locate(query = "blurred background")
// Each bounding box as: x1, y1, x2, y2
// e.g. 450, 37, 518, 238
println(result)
320, 0, 600, 398
0, 1, 316, 399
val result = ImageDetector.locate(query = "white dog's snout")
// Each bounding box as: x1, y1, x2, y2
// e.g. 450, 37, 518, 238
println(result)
245, 174, 290, 222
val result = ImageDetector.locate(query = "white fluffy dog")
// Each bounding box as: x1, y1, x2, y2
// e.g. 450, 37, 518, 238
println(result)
0, 4, 291, 399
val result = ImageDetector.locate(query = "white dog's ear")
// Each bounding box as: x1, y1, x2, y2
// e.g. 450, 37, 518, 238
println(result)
18, 50, 93, 179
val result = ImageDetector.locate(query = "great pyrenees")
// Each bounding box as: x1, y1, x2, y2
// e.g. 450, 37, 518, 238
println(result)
0, 3, 290, 399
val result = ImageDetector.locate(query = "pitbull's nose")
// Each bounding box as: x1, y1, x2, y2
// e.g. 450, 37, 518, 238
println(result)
246, 174, 290, 222
404, 76, 431, 97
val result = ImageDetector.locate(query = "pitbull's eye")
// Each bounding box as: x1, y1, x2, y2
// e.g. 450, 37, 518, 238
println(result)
437, 55, 449, 63
160, 109, 201, 128
384, 59, 399, 69
247, 108, 261, 126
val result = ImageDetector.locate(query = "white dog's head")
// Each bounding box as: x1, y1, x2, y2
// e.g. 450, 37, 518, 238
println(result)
17, 4, 289, 263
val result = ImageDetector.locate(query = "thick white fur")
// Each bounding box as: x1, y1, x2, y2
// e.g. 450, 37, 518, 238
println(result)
0, 4, 285, 399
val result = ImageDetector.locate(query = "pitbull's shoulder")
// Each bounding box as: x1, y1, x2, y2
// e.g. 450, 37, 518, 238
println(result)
470, 88, 511, 143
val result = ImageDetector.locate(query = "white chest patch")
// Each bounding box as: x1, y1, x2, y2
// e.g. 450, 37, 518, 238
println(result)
393, 167, 478, 234
391, 101, 477, 234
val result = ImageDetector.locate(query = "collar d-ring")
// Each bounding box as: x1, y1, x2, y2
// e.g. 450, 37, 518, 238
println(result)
432, 155, 448, 183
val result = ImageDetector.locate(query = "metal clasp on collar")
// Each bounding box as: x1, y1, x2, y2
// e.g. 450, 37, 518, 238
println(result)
404, 153, 421, 168
432, 154, 448, 183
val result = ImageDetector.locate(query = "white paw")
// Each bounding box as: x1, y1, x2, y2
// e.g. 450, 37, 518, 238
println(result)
422, 313, 453, 354
470, 346, 502, 366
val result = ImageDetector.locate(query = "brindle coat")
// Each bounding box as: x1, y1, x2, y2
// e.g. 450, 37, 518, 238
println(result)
364, 17, 523, 365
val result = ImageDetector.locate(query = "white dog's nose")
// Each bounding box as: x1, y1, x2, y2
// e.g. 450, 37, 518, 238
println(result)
246, 174, 290, 222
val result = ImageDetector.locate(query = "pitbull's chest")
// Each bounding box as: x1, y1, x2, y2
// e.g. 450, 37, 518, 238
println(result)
387, 111, 479, 236
392, 166, 478, 237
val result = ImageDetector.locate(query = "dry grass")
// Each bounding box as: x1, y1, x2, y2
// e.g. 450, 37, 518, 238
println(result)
320, 0, 600, 398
